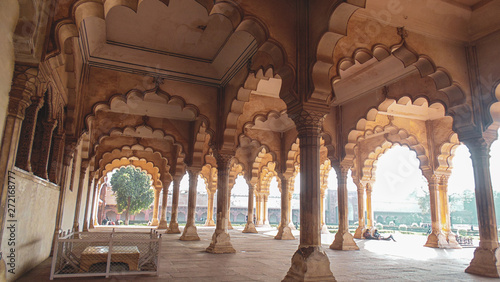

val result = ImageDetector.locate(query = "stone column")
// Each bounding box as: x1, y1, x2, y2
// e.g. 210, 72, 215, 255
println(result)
34, 119, 57, 179
158, 178, 171, 230
354, 182, 366, 239
205, 190, 216, 226
15, 95, 43, 172
320, 189, 329, 234
275, 174, 294, 239
330, 164, 359, 250
89, 181, 99, 229
151, 187, 161, 226
262, 194, 270, 226
288, 190, 295, 229
51, 142, 76, 255
180, 168, 201, 240
283, 107, 335, 281
464, 138, 500, 277
168, 177, 181, 233
227, 197, 233, 230
424, 174, 447, 248
243, 179, 258, 233
256, 194, 263, 226
73, 159, 89, 232
366, 183, 374, 228
206, 152, 236, 253
438, 174, 460, 248
83, 171, 96, 232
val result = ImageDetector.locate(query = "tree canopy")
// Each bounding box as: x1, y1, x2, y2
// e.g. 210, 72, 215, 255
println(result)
110, 166, 154, 224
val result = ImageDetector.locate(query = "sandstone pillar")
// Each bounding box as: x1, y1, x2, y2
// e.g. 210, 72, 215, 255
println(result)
424, 174, 447, 248
34, 119, 57, 179
205, 190, 215, 226
180, 168, 201, 240
283, 107, 335, 281
158, 178, 171, 230
330, 164, 359, 250
464, 138, 500, 277
89, 181, 99, 229
243, 178, 257, 233
354, 182, 366, 239
288, 191, 295, 229
168, 178, 182, 233
51, 142, 75, 255
276, 174, 294, 239
83, 171, 96, 232
262, 194, 270, 226
255, 193, 263, 226
151, 187, 161, 226
206, 152, 236, 253
366, 183, 374, 228
320, 189, 329, 234
73, 159, 89, 232
439, 175, 460, 248
15, 95, 43, 172
227, 198, 233, 230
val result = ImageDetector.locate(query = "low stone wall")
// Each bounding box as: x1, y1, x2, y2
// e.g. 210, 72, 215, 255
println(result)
1, 167, 59, 281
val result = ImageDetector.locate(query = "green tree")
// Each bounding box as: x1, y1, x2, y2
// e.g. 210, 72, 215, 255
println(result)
110, 166, 154, 225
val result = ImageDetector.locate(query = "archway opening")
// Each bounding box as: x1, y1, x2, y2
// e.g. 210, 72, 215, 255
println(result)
372, 146, 428, 232
230, 174, 249, 225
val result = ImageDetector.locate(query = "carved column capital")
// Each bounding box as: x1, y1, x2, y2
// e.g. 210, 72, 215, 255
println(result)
63, 142, 77, 166
215, 152, 233, 173
187, 166, 202, 178
291, 108, 327, 138
80, 159, 90, 173
8, 65, 39, 119
462, 137, 491, 159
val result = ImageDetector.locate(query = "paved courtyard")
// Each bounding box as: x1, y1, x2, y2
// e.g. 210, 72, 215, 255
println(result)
19, 226, 494, 281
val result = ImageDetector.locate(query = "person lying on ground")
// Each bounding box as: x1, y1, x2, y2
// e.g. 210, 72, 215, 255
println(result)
363, 229, 396, 241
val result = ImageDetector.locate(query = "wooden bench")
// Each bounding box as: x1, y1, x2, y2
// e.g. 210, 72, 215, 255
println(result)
80, 246, 140, 272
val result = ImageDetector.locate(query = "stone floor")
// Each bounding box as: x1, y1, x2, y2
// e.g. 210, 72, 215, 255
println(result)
18, 226, 494, 281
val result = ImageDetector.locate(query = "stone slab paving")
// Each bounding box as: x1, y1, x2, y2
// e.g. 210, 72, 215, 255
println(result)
18, 226, 494, 281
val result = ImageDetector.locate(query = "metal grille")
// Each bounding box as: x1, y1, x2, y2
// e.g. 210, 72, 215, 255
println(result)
50, 229, 162, 279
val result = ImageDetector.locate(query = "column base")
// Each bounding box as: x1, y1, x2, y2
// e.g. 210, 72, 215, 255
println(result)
83, 220, 89, 232
180, 225, 200, 241
275, 225, 295, 240
424, 231, 447, 248
441, 232, 461, 249
228, 220, 233, 230
283, 246, 336, 281
242, 222, 258, 233
256, 220, 264, 226
288, 221, 296, 230
206, 229, 236, 254
151, 218, 159, 226
465, 247, 500, 277
204, 219, 215, 226
321, 224, 330, 234
157, 219, 169, 230
330, 230, 359, 250
353, 226, 364, 239
167, 222, 181, 234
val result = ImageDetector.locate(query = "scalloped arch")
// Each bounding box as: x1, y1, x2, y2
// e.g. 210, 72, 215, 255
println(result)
102, 157, 162, 187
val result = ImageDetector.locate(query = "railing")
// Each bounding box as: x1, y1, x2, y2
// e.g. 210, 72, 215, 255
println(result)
50, 228, 162, 280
